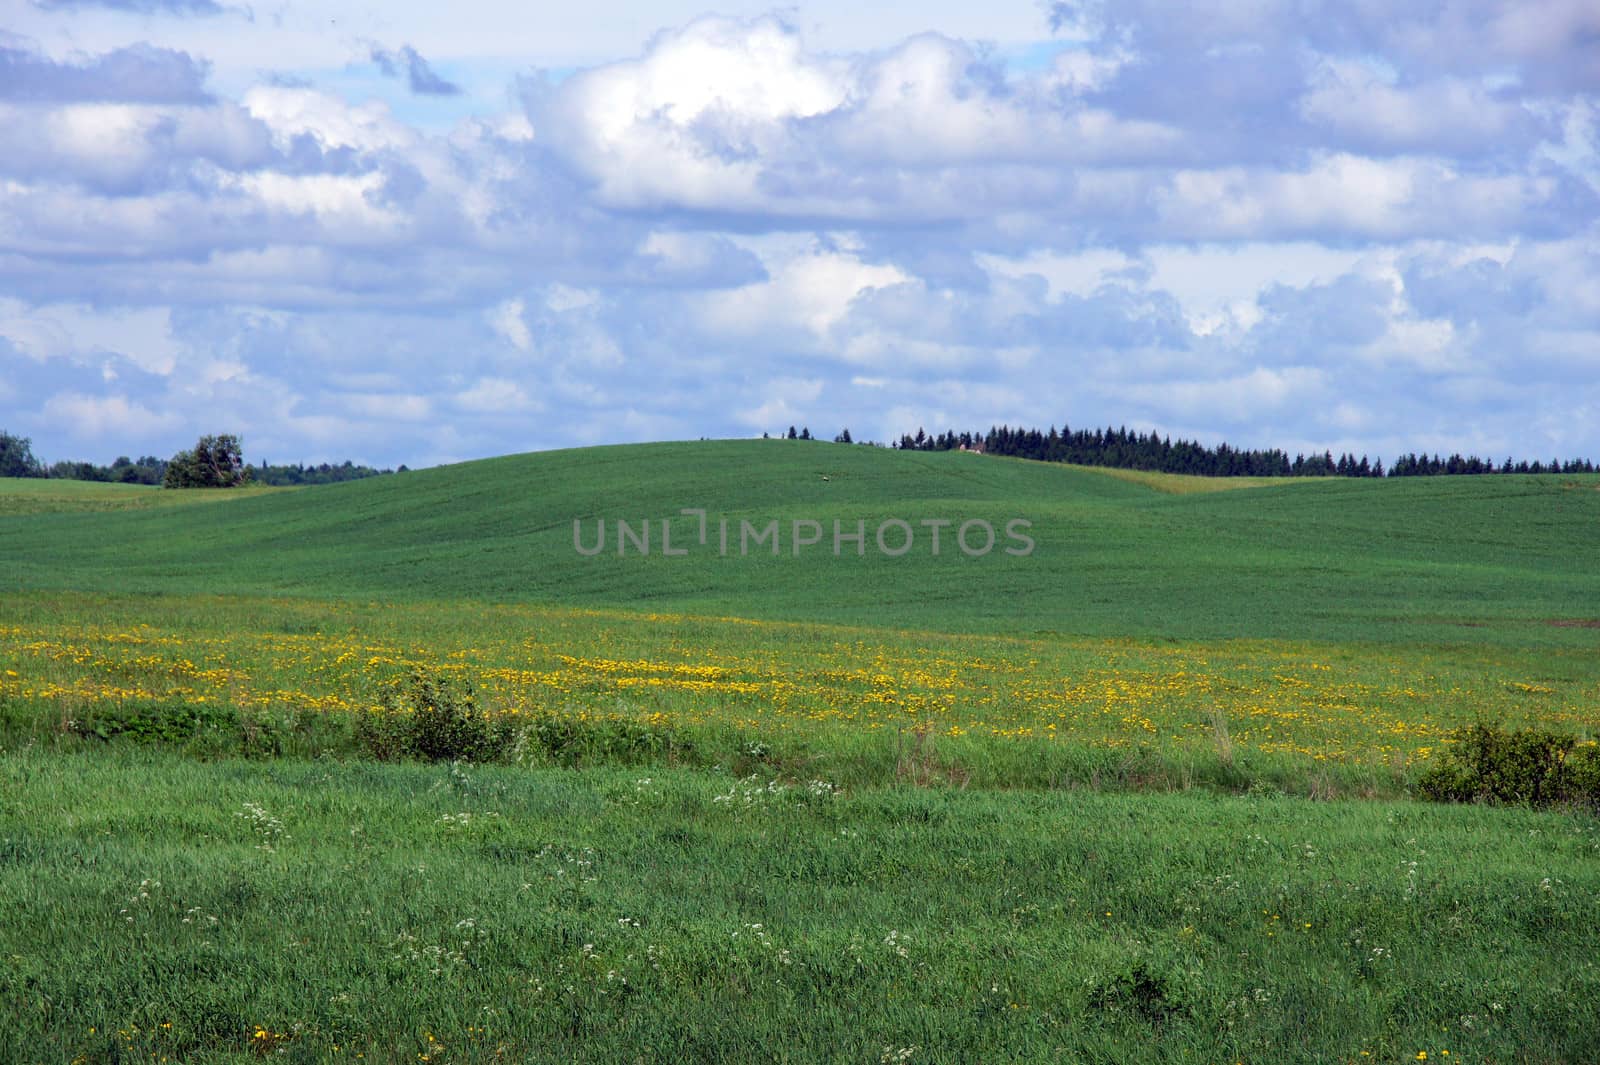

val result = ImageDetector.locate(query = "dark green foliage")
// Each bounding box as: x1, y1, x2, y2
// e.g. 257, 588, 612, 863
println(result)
358, 667, 514, 763
68, 701, 238, 745
47, 453, 169, 484
44, 460, 108, 482
64, 701, 285, 758
253, 459, 393, 486
520, 713, 697, 768
894, 422, 1596, 478
1418, 724, 1600, 809
109, 455, 168, 484
13, 451, 387, 487
163, 434, 251, 489
1570, 744, 1600, 802
1087, 960, 1194, 1026
0, 430, 42, 478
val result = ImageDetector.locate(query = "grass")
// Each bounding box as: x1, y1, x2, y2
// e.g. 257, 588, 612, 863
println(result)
0, 477, 287, 515
3, 442, 1598, 1061
2, 747, 1597, 1064
1, 441, 1597, 644
1061, 463, 1310, 494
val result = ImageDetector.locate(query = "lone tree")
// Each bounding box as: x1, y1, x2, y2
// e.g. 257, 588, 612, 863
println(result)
164, 434, 251, 488
0, 430, 43, 478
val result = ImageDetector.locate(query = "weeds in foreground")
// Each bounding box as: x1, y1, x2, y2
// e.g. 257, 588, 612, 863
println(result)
1209, 707, 1235, 769
894, 721, 969, 788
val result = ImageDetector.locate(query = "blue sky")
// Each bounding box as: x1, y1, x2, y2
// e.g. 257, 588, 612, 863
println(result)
2, 0, 1598, 468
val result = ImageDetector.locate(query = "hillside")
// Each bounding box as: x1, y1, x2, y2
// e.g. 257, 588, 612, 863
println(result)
0, 478, 286, 515
2, 439, 1598, 643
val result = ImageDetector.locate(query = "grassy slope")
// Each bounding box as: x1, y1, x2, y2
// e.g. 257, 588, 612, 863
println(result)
1062, 463, 1306, 493
3, 440, 1598, 644
0, 478, 286, 515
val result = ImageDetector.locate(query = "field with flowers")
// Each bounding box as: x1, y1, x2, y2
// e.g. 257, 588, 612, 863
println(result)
0, 588, 1596, 794
2, 441, 1598, 1061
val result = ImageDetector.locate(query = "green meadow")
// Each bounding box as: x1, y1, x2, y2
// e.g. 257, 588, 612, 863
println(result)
2, 440, 1598, 1062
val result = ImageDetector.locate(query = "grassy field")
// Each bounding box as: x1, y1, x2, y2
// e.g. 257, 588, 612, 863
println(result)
3, 748, 1598, 1064
2, 442, 1598, 1061
0, 478, 286, 515
1, 589, 1596, 795
3, 440, 1598, 642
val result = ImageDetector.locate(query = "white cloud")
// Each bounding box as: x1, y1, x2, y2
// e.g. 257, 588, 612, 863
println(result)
1298, 59, 1529, 153
533, 16, 848, 210
976, 248, 1135, 299
487, 298, 531, 351
454, 376, 539, 412
342, 393, 432, 420
1128, 367, 1327, 422
1357, 317, 1462, 374
735, 376, 824, 430
700, 243, 907, 341
1154, 153, 1557, 240
0, 300, 182, 374
1536, 98, 1600, 195
242, 86, 417, 153
545, 285, 598, 313
836, 34, 1179, 165
41, 392, 181, 438
225, 171, 399, 233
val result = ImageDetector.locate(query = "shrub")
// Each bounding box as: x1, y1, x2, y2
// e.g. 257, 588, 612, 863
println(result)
518, 711, 695, 768
70, 701, 235, 743
358, 668, 514, 763
1417, 724, 1600, 809
63, 701, 289, 758
1086, 959, 1193, 1026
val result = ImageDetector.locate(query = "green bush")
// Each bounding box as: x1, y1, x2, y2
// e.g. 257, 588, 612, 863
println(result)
357, 668, 514, 763
519, 712, 696, 768
1085, 958, 1194, 1026
1417, 723, 1600, 809
66, 701, 282, 757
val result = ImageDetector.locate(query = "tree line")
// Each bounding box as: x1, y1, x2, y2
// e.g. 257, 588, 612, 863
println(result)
884, 425, 1597, 478
0, 430, 396, 487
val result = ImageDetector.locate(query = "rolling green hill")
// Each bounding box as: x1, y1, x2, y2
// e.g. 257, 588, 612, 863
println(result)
3, 439, 1598, 643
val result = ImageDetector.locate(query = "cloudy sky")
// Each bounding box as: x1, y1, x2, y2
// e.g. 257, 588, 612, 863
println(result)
2, 0, 1597, 469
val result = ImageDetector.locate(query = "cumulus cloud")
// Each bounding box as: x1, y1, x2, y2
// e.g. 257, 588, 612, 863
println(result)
41, 392, 181, 439
454, 376, 540, 414
1297, 59, 1538, 156
484, 298, 531, 352
369, 44, 461, 97
0, 5, 1596, 467
699, 243, 908, 341
0, 41, 211, 103
524, 17, 1180, 219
